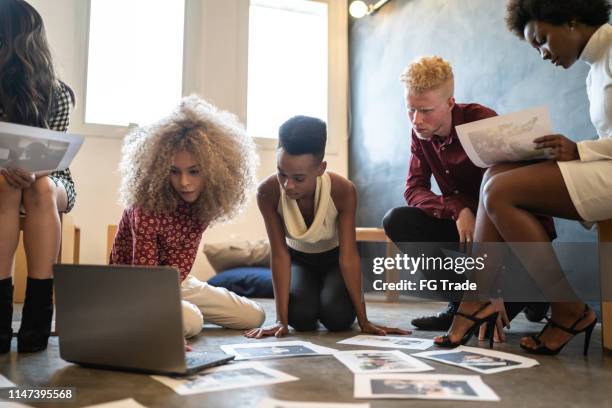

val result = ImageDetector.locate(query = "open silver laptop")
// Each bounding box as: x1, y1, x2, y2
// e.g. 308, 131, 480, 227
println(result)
53, 264, 234, 375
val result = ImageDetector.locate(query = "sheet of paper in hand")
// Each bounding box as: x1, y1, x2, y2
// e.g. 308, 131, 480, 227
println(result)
0, 121, 84, 174
456, 106, 553, 168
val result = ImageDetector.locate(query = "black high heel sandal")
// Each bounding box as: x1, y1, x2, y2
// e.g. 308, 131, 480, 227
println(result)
435, 302, 499, 349
520, 305, 597, 356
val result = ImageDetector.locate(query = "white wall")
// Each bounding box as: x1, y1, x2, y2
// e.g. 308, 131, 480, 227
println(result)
29, 0, 348, 280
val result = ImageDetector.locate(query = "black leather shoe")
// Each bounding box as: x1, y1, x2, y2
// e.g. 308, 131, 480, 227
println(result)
411, 302, 458, 331
524, 303, 550, 323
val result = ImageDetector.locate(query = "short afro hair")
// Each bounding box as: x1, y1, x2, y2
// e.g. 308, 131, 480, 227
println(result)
278, 116, 326, 162
506, 0, 611, 39
400, 56, 454, 97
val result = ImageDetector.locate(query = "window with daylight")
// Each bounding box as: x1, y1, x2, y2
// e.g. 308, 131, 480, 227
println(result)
247, 0, 328, 138
85, 0, 185, 127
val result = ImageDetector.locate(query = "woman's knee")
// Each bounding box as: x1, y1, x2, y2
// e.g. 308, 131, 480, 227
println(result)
482, 174, 513, 216
220, 293, 266, 329
0, 176, 22, 208
182, 300, 204, 338
319, 311, 355, 332
483, 163, 525, 184
237, 300, 266, 329
288, 301, 318, 331
319, 299, 356, 331
22, 178, 57, 211
482, 162, 540, 214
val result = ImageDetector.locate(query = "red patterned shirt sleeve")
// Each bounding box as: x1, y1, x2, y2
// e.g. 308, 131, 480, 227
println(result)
109, 207, 160, 267
109, 208, 134, 265
130, 207, 161, 266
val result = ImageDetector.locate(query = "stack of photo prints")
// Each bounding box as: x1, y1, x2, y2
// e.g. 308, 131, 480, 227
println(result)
147, 335, 539, 405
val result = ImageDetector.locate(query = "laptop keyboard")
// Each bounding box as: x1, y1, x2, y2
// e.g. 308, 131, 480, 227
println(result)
185, 355, 210, 368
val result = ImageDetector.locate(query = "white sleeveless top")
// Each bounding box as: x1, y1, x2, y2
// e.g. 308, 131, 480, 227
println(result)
277, 172, 339, 253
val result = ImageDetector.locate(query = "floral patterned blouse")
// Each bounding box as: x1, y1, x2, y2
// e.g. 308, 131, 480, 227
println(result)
109, 202, 206, 281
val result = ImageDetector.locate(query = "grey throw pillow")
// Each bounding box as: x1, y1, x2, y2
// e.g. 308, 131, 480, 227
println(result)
203, 240, 271, 273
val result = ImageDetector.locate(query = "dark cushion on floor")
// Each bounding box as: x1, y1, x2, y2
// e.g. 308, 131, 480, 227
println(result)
207, 267, 273, 298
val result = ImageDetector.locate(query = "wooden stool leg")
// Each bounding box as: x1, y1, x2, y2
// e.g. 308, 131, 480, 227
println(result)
355, 227, 400, 302
598, 220, 612, 353
384, 242, 400, 302
13, 231, 27, 303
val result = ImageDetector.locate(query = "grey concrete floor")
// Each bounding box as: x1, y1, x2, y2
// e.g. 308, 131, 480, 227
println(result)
1, 299, 611, 408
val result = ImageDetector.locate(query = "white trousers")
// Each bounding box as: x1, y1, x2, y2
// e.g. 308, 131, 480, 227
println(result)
180, 275, 266, 338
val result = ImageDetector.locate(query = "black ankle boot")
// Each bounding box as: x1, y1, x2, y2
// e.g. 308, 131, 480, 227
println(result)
0, 277, 13, 354
17, 277, 53, 353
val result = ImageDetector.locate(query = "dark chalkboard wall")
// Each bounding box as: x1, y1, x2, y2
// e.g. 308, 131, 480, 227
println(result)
349, 0, 600, 243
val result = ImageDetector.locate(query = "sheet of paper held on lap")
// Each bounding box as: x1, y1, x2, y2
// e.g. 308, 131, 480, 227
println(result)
220, 340, 337, 361
413, 346, 539, 374
455, 106, 552, 168
152, 362, 298, 395
0, 121, 84, 174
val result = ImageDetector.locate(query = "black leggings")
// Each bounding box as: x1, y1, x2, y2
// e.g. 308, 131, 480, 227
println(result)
383, 206, 459, 243
383, 206, 463, 286
288, 247, 356, 332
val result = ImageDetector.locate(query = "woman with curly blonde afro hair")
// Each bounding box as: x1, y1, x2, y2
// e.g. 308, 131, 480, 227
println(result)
110, 96, 265, 338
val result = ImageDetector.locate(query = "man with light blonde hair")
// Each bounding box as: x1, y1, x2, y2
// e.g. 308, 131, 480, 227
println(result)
383, 56, 554, 334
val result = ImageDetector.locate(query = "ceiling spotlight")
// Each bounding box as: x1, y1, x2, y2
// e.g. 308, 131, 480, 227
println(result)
349, 1, 369, 18
349, 0, 392, 19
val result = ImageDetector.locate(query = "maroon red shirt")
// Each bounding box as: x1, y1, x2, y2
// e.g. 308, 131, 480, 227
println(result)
110, 203, 207, 281
405, 103, 494, 220
404, 103, 556, 239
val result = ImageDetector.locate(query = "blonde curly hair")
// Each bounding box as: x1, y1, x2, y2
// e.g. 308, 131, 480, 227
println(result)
400, 56, 454, 97
119, 95, 258, 225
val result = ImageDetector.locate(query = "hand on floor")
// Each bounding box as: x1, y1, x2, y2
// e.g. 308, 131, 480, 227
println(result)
244, 323, 289, 339
359, 321, 411, 336
478, 298, 509, 343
